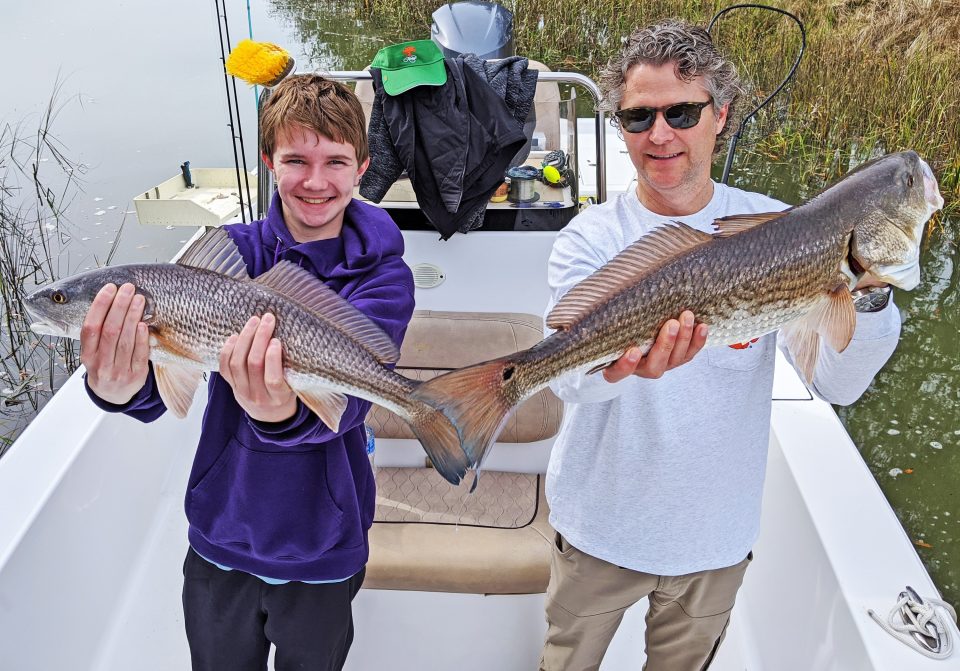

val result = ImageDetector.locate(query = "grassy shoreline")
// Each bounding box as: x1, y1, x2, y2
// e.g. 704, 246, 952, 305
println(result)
346, 0, 959, 216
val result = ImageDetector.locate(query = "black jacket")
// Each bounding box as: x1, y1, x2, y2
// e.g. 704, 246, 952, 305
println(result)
361, 55, 538, 239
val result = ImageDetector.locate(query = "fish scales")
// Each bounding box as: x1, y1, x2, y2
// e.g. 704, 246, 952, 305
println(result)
128, 263, 415, 410
409, 151, 944, 486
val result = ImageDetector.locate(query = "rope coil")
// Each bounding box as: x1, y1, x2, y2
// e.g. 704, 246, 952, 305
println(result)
868, 586, 957, 659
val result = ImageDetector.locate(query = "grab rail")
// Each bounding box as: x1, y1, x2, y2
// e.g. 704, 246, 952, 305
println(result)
257, 69, 607, 219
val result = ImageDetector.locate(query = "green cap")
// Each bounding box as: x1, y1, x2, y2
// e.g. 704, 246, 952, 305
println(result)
370, 40, 447, 96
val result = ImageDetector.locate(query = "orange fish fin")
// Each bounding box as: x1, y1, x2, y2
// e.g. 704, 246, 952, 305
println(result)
296, 388, 348, 432
712, 211, 788, 238
175, 228, 250, 280
780, 286, 857, 383
820, 286, 857, 352
154, 364, 203, 418
411, 357, 518, 491
407, 406, 470, 487
254, 262, 399, 364
779, 319, 820, 384
546, 223, 713, 330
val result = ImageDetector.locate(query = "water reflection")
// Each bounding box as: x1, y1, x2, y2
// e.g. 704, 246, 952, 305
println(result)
733, 157, 960, 607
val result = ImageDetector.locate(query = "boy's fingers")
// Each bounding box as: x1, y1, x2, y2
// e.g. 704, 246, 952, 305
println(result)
229, 317, 260, 391
80, 284, 119, 354
99, 284, 136, 352
114, 294, 145, 370
219, 334, 239, 385
264, 339, 288, 393
132, 322, 151, 374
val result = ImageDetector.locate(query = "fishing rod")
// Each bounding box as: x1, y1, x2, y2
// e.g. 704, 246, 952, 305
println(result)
708, 4, 806, 185
214, 0, 255, 222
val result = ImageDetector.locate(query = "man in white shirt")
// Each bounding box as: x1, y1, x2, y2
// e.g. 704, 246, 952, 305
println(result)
539, 19, 900, 671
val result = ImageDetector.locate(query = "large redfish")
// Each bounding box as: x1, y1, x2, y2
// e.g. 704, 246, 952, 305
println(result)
24, 228, 470, 484
411, 151, 944, 486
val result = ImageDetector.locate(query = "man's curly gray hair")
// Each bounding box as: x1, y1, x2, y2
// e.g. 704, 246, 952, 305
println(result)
599, 19, 745, 147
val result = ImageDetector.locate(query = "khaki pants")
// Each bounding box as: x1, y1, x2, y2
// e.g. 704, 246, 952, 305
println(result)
539, 533, 751, 671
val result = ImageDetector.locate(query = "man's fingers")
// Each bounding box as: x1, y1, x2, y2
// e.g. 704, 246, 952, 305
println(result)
687, 324, 709, 361
602, 347, 642, 383
637, 319, 679, 378
667, 311, 696, 368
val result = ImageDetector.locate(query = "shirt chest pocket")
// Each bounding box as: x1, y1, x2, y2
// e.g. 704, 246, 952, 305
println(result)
706, 335, 774, 372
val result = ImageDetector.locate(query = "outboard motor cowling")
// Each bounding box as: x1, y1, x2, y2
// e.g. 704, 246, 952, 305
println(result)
431, 1, 515, 59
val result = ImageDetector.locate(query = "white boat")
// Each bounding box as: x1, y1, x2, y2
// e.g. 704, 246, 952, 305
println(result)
0, 61, 955, 671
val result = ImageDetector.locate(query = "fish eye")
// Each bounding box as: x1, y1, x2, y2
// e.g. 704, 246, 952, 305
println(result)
51, 290, 67, 304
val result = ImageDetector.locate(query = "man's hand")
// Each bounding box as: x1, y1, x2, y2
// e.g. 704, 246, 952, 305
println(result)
219, 313, 298, 423
81, 283, 151, 405
603, 310, 707, 382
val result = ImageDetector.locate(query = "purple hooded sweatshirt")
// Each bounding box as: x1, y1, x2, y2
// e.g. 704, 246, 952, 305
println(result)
87, 194, 415, 582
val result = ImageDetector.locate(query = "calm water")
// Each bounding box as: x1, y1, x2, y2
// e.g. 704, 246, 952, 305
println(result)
3, 1, 957, 606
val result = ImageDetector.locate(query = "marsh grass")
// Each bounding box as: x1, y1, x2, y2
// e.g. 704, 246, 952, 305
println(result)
0, 87, 89, 454
343, 0, 960, 215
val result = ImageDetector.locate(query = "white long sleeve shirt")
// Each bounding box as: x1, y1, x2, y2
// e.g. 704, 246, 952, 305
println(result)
544, 183, 901, 575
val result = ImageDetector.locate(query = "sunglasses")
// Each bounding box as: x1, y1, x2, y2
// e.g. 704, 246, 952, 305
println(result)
614, 101, 713, 133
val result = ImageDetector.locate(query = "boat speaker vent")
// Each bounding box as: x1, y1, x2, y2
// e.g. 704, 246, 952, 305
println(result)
412, 263, 445, 289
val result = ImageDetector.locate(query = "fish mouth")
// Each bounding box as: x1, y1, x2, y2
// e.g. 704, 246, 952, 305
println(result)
921, 161, 944, 213
24, 304, 76, 338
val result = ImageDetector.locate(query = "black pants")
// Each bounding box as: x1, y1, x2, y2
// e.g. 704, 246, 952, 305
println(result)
182, 547, 365, 671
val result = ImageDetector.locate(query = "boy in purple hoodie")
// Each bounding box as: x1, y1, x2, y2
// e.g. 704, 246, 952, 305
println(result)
79, 74, 415, 670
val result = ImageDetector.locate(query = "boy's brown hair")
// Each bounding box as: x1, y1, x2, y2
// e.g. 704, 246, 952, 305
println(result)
259, 74, 369, 164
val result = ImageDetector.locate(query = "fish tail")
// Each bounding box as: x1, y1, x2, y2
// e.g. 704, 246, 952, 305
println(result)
411, 358, 519, 491
406, 404, 472, 486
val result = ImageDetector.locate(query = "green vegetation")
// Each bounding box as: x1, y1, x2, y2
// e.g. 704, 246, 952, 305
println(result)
339, 0, 960, 216
0, 88, 90, 453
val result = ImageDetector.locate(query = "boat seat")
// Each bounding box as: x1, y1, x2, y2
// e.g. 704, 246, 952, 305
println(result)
365, 310, 563, 444
366, 467, 553, 593
364, 310, 562, 594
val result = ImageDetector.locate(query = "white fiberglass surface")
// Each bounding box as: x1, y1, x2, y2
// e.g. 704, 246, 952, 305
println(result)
0, 223, 953, 669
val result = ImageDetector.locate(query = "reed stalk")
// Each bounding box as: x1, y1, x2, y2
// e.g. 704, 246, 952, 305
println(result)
0, 86, 88, 454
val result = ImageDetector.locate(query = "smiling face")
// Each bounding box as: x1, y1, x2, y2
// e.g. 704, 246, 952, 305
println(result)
263, 124, 369, 242
620, 62, 728, 216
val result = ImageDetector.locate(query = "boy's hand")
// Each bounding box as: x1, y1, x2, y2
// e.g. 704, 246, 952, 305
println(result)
603, 310, 707, 382
219, 313, 298, 423
81, 283, 151, 405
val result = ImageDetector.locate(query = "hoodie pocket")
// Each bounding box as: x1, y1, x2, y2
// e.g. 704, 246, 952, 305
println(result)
187, 437, 345, 561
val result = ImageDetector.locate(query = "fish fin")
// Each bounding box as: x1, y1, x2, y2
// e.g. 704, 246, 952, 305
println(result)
820, 285, 857, 352
711, 211, 788, 237
154, 364, 202, 418
779, 320, 820, 384
407, 404, 471, 486
254, 262, 399, 364
296, 388, 348, 432
546, 223, 713, 330
410, 357, 518, 491
175, 228, 250, 280
779, 286, 857, 383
